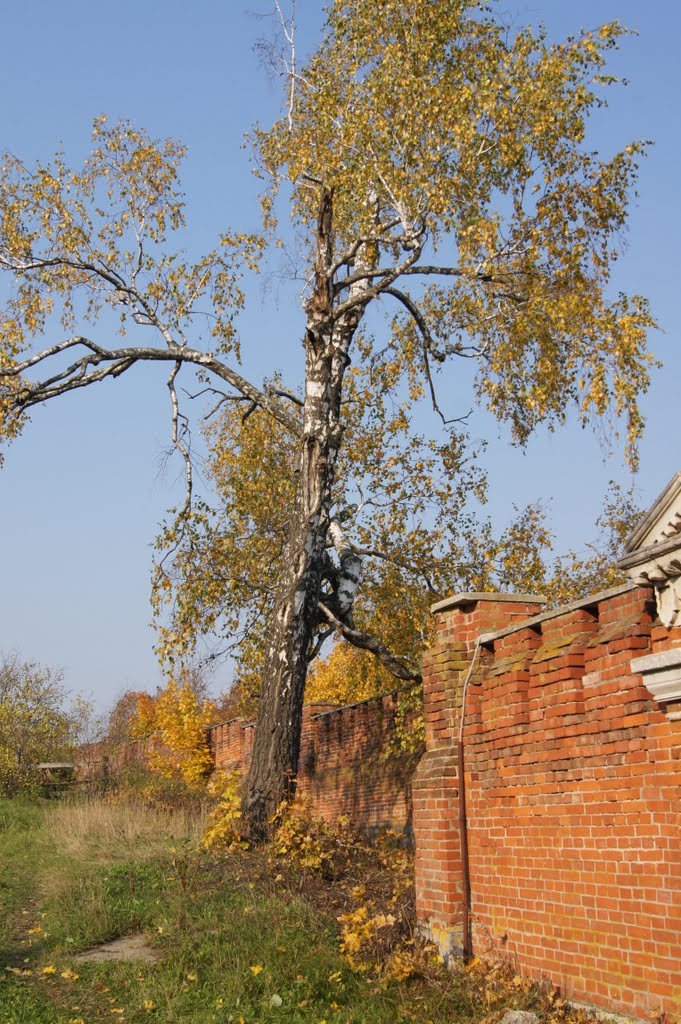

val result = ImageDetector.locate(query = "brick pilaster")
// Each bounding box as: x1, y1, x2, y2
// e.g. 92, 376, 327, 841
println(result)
413, 592, 545, 952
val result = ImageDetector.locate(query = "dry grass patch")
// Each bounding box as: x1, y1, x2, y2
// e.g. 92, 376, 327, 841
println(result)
43, 796, 206, 863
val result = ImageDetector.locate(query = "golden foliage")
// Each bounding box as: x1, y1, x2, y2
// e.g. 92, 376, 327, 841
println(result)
128, 675, 215, 792
0, 116, 263, 461
256, 2, 656, 464
0, 6, 656, 765
200, 769, 245, 851
155, 374, 642, 719
129, 692, 158, 740
152, 386, 298, 684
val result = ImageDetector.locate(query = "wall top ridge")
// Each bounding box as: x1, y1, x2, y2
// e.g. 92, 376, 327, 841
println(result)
430, 591, 546, 614
476, 582, 638, 647
210, 716, 248, 729
309, 691, 399, 719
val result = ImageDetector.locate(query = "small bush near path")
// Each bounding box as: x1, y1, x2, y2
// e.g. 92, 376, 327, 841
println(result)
1, 796, 594, 1024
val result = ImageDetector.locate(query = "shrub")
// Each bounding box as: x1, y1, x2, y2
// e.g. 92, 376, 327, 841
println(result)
200, 769, 245, 851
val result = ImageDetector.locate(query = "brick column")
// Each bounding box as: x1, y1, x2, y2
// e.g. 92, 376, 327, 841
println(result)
413, 592, 545, 954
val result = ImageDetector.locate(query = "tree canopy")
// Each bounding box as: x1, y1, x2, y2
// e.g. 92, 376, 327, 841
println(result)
0, 0, 656, 827
0, 652, 95, 794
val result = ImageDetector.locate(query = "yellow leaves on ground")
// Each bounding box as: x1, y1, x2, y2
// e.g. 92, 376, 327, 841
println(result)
267, 803, 439, 983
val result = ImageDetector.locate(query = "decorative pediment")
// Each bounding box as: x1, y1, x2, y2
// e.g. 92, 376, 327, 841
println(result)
618, 472, 681, 627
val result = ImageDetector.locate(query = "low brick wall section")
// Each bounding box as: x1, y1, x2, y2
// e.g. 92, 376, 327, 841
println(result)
414, 584, 681, 1022
86, 694, 419, 836
210, 694, 420, 834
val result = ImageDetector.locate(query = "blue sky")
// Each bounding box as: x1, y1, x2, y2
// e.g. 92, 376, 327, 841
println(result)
1, 1, 679, 711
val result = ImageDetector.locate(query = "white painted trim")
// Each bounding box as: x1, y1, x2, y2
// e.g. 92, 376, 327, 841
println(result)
631, 647, 681, 711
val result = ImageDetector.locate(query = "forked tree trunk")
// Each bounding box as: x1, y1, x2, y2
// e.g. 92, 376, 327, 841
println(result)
240, 420, 336, 834
242, 190, 362, 836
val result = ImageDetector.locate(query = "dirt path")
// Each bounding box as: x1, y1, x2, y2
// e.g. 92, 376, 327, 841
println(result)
75, 933, 160, 963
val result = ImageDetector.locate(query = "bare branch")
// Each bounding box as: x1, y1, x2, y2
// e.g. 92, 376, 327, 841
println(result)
384, 285, 468, 427
329, 218, 402, 279
323, 240, 424, 326
354, 545, 443, 594
265, 385, 304, 408
241, 400, 258, 424
274, 0, 297, 130
318, 601, 421, 683
1, 250, 173, 344
307, 625, 334, 662
2, 337, 303, 437
333, 260, 532, 297
167, 362, 193, 518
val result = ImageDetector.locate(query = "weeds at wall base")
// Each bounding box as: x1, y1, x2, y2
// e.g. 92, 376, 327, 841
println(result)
0, 794, 602, 1024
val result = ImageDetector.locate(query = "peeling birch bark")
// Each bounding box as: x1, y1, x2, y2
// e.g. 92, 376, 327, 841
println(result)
328, 520, 362, 616
243, 189, 354, 832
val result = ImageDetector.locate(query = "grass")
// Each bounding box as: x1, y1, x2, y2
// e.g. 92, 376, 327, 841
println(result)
46, 798, 206, 862
0, 796, 550, 1024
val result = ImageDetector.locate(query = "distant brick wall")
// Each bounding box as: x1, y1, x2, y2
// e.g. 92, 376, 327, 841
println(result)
91, 693, 418, 836
414, 585, 681, 1022
210, 694, 420, 834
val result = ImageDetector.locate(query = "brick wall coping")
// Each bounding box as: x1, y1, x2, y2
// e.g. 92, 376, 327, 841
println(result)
477, 581, 638, 646
211, 698, 396, 732
310, 691, 401, 718
631, 647, 681, 673
430, 591, 546, 614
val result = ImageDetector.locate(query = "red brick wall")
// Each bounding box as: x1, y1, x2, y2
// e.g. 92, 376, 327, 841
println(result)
414, 585, 681, 1022
84, 580, 681, 1019
90, 694, 418, 835
210, 695, 420, 834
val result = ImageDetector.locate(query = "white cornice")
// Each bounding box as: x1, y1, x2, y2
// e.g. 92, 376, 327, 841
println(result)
618, 472, 681, 628
631, 647, 681, 720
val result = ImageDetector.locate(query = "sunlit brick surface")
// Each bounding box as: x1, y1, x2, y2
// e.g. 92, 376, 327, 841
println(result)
415, 587, 681, 1022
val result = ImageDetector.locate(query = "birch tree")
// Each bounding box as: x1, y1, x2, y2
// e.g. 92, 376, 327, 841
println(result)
0, 1, 655, 832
